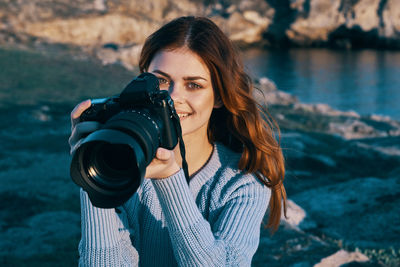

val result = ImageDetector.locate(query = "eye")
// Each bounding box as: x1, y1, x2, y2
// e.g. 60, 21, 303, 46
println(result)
157, 77, 169, 90
187, 82, 202, 90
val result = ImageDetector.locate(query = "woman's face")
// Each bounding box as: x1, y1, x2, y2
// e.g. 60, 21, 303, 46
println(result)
148, 48, 219, 142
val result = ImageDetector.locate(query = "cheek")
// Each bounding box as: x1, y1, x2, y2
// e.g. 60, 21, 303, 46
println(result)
192, 93, 215, 114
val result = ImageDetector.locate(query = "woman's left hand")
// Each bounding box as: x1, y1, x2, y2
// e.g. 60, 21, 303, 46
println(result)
144, 147, 180, 179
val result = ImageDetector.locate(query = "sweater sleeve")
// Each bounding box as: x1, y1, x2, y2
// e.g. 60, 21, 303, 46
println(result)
151, 169, 269, 267
78, 189, 139, 266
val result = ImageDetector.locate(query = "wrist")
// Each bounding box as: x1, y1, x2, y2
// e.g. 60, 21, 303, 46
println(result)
145, 162, 181, 180
146, 164, 181, 180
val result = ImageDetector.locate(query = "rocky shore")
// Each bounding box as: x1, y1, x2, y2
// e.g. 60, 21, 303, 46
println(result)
253, 78, 400, 267
0, 1, 399, 266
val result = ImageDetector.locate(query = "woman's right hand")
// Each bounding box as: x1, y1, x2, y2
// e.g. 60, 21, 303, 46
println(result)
68, 99, 102, 155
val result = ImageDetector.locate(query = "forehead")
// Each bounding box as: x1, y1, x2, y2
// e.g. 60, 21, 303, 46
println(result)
148, 48, 210, 77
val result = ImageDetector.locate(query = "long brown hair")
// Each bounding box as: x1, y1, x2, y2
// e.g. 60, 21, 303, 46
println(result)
139, 16, 286, 233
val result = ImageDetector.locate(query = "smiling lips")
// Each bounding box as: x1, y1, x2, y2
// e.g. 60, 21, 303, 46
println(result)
177, 113, 191, 120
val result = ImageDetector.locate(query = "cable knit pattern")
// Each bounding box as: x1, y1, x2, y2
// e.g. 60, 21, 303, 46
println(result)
78, 142, 270, 266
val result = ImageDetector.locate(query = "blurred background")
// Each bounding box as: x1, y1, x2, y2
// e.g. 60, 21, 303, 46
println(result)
0, 0, 399, 266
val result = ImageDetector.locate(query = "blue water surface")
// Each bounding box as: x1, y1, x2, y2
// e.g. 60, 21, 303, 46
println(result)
242, 48, 400, 121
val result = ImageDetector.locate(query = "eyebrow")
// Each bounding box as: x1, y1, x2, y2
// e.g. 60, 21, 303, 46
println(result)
152, 69, 207, 81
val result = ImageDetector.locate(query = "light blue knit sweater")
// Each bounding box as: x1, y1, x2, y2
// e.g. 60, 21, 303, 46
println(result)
78, 142, 270, 266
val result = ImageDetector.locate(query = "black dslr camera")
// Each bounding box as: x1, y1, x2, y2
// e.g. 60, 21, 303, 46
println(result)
70, 73, 183, 208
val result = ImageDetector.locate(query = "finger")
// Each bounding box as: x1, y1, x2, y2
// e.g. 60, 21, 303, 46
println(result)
68, 121, 102, 147
155, 148, 173, 161
70, 99, 91, 127
69, 138, 84, 155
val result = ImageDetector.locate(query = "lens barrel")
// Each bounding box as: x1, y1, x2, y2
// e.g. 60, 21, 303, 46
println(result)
70, 110, 161, 208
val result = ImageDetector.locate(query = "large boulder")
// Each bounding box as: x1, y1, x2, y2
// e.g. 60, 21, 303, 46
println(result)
287, 0, 400, 48
20, 14, 160, 46
286, 0, 345, 45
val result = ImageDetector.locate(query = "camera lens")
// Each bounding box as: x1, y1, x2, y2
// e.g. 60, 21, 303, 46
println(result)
86, 143, 137, 189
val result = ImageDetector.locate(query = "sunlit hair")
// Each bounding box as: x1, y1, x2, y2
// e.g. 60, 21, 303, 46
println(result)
139, 16, 286, 232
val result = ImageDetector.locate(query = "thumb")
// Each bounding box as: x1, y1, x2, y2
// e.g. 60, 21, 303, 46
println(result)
155, 148, 173, 161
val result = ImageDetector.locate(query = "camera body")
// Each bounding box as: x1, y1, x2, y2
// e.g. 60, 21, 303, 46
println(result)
80, 74, 180, 151
70, 73, 182, 208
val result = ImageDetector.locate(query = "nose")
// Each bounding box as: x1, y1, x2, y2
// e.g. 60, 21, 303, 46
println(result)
168, 82, 185, 103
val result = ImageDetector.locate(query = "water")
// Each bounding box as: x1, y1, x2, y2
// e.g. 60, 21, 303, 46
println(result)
2, 47, 399, 121
242, 48, 400, 121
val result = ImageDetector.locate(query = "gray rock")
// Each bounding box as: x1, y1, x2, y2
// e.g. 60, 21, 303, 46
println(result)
314, 249, 369, 267
281, 199, 307, 228
291, 177, 400, 249
254, 222, 338, 266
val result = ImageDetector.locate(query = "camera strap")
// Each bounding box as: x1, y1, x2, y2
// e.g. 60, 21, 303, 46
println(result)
171, 112, 190, 183
179, 137, 190, 183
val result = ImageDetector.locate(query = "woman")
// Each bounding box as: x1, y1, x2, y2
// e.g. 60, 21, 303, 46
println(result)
69, 16, 286, 266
